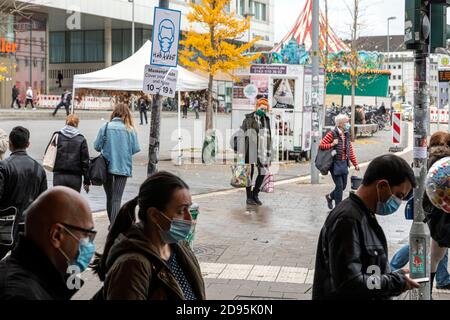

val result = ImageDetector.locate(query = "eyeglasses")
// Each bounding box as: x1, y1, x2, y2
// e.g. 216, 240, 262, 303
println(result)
61, 223, 97, 242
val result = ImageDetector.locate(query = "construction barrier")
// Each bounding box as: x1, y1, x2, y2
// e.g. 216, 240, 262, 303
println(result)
392, 112, 401, 145
430, 107, 449, 123
37, 95, 115, 110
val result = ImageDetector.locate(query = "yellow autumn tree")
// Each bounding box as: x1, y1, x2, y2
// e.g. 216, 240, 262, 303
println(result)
0, 63, 8, 81
180, 0, 260, 132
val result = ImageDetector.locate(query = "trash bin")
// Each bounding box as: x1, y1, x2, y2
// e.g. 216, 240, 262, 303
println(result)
186, 203, 199, 249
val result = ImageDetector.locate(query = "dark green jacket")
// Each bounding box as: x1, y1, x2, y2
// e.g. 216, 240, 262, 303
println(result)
104, 223, 206, 300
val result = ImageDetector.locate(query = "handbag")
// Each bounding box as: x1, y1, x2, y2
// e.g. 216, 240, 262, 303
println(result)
230, 163, 252, 188
261, 172, 274, 193
43, 132, 59, 172
315, 130, 338, 175
89, 123, 109, 186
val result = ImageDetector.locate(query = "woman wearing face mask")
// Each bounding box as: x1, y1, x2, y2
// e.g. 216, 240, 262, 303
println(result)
240, 98, 272, 206
320, 114, 360, 209
91, 171, 205, 300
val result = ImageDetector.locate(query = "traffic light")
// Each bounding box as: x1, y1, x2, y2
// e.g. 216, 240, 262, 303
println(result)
405, 0, 450, 52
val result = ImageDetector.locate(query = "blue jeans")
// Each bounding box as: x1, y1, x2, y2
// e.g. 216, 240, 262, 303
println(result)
390, 244, 450, 287
330, 172, 348, 206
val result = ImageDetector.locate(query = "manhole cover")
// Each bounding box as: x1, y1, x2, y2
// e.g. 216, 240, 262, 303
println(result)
193, 244, 228, 257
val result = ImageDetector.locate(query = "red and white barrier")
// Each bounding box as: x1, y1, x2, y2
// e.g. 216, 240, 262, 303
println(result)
430, 107, 449, 123
392, 112, 401, 145
37, 94, 115, 110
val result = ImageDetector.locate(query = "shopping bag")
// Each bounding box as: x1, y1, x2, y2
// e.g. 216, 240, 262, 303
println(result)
43, 133, 59, 172
261, 172, 274, 193
230, 164, 251, 188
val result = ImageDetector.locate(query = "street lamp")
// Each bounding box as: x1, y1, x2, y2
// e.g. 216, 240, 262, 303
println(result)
128, 0, 135, 54
387, 16, 397, 65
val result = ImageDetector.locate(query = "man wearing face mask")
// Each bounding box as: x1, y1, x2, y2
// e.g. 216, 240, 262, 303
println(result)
0, 187, 96, 300
320, 114, 359, 209
312, 154, 420, 300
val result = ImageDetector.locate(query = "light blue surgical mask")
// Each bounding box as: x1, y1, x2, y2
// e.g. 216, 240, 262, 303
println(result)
344, 123, 351, 131
376, 183, 402, 216
157, 211, 193, 244
59, 227, 96, 272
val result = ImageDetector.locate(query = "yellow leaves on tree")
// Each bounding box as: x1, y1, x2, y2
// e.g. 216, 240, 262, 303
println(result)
180, 0, 260, 77
0, 63, 8, 82
179, 0, 260, 132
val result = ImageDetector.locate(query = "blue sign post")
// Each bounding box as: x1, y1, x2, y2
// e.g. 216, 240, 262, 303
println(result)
150, 7, 181, 68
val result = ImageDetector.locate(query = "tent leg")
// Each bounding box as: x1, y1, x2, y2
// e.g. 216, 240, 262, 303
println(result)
71, 88, 76, 114
177, 91, 182, 166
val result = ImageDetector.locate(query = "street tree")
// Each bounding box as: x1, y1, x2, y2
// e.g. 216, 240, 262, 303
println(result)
179, 0, 260, 161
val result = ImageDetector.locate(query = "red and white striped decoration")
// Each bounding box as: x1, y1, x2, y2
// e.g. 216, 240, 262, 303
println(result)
273, 0, 349, 53
392, 112, 401, 145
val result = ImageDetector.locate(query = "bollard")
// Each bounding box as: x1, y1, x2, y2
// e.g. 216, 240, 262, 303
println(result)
187, 203, 199, 249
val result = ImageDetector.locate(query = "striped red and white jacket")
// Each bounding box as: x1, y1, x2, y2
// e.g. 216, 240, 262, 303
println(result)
319, 129, 358, 167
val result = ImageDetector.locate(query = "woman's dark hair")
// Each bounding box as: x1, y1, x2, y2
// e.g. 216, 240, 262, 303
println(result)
92, 171, 189, 281
362, 154, 416, 188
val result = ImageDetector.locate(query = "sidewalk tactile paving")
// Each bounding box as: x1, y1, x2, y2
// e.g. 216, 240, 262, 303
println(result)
247, 265, 281, 282
200, 262, 227, 279
305, 269, 315, 284
276, 267, 309, 284
217, 264, 254, 280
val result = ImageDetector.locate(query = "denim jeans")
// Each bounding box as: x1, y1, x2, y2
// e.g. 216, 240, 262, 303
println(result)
330, 172, 348, 206
390, 244, 450, 287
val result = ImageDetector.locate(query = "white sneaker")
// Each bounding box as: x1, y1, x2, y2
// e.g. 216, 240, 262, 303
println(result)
32, 108, 36, 110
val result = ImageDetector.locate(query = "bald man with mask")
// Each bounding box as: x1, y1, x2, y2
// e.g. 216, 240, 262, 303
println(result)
0, 187, 96, 300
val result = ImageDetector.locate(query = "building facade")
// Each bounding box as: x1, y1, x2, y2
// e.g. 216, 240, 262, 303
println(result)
0, 0, 274, 108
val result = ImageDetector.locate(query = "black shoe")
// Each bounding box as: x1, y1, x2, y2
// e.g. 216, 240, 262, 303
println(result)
436, 284, 450, 290
253, 192, 262, 206
326, 194, 333, 210
246, 198, 258, 206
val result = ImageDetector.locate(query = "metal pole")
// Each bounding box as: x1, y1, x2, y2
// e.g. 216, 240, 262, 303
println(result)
177, 90, 182, 166
387, 19, 390, 63
29, 20, 32, 88
132, 0, 135, 54
310, 0, 320, 184
409, 48, 431, 300
148, 0, 170, 176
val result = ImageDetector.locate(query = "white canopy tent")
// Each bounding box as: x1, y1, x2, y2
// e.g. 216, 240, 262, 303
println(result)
73, 40, 208, 92
73, 40, 209, 165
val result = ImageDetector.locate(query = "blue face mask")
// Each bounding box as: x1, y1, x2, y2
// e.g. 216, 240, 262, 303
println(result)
59, 228, 96, 273
344, 123, 351, 131
376, 183, 402, 216
158, 212, 193, 244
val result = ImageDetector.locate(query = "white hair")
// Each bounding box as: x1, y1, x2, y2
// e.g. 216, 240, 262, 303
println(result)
335, 114, 349, 126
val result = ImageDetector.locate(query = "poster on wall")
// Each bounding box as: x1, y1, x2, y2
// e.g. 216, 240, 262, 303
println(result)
302, 111, 312, 151
233, 75, 269, 111
272, 79, 295, 109
232, 76, 252, 110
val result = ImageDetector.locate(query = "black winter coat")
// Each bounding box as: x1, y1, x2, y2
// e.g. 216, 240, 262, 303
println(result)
239, 112, 272, 166
52, 132, 90, 185
0, 235, 79, 300
312, 193, 406, 300
0, 151, 47, 220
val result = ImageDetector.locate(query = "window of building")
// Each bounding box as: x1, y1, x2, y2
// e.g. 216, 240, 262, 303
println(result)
240, 0, 245, 15
398, 75, 401, 80
69, 31, 84, 63
49, 32, 65, 63
398, 65, 401, 69
84, 30, 103, 62
393, 75, 396, 80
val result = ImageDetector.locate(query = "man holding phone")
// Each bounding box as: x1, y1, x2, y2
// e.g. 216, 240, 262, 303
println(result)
313, 155, 421, 300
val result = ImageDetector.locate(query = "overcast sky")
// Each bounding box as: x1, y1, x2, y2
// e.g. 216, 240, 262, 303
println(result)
274, 0, 411, 42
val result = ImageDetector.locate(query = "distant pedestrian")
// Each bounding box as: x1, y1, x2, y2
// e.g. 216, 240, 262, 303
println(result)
320, 114, 359, 210
193, 97, 200, 119
46, 115, 90, 193
93, 103, 141, 224
182, 93, 190, 119
24, 87, 35, 110
313, 154, 420, 300
52, 89, 71, 116
0, 128, 7, 160
57, 71, 63, 88
91, 172, 206, 300
139, 96, 148, 125
0, 187, 95, 300
10, 85, 21, 109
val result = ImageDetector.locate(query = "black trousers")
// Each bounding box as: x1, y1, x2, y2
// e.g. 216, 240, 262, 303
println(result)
53, 173, 82, 192
140, 109, 148, 124
103, 173, 128, 224
11, 98, 21, 108
24, 99, 34, 109
246, 164, 265, 198
53, 102, 69, 115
